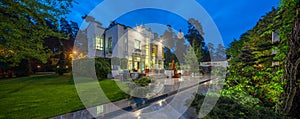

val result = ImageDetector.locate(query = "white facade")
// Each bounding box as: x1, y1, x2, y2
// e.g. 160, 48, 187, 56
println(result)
86, 22, 164, 71
86, 22, 105, 58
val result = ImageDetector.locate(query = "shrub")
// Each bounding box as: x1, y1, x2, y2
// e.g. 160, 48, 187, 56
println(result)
187, 94, 289, 119
127, 77, 153, 98
133, 77, 152, 87
15, 59, 30, 77
95, 57, 111, 80
72, 57, 111, 80
55, 67, 67, 75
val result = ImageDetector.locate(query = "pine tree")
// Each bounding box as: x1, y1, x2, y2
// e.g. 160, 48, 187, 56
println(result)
184, 46, 199, 76
215, 44, 226, 61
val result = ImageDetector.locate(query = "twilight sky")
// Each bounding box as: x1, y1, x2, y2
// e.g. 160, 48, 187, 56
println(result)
66, 0, 280, 47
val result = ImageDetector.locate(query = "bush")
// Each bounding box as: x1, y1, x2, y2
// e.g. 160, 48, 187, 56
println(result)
95, 57, 111, 80
211, 66, 226, 77
187, 94, 289, 119
72, 57, 111, 80
127, 77, 153, 98
55, 68, 67, 75
73, 58, 95, 78
133, 77, 152, 87
15, 59, 30, 77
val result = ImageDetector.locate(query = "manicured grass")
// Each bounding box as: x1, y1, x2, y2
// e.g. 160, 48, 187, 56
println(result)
0, 74, 129, 119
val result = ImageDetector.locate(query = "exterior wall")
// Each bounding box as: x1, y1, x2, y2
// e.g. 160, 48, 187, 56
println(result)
104, 25, 118, 58
86, 22, 105, 58
86, 23, 165, 71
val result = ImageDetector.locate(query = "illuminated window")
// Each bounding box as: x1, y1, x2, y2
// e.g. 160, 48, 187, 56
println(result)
134, 39, 141, 50
162, 47, 164, 58
152, 45, 157, 57
124, 38, 128, 52
95, 35, 103, 50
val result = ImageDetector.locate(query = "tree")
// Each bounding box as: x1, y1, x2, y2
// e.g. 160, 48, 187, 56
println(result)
164, 47, 177, 69
185, 18, 209, 74
237, 45, 256, 69
174, 30, 187, 64
221, 1, 299, 118
70, 21, 79, 38
224, 6, 289, 114
207, 42, 215, 57
0, 0, 73, 66
215, 44, 226, 61
184, 46, 199, 76
74, 29, 88, 59
274, 0, 300, 117
57, 19, 78, 75
226, 33, 250, 62
60, 18, 72, 36
162, 25, 177, 50
185, 18, 205, 63
162, 25, 178, 68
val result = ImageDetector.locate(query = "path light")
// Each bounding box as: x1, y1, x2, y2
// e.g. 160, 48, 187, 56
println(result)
73, 50, 77, 54
158, 99, 165, 106
135, 110, 141, 118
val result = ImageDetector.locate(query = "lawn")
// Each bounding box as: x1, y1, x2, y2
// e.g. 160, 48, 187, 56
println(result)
0, 74, 129, 119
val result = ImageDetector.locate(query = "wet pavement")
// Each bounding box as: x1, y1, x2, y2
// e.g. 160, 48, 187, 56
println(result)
50, 76, 223, 119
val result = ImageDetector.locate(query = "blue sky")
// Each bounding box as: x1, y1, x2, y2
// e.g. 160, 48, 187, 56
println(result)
67, 0, 280, 47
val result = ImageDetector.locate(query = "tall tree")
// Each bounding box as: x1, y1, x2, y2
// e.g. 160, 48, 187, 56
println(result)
185, 18, 208, 73
60, 18, 72, 36
275, 0, 300, 117
70, 21, 79, 38
207, 42, 215, 56
162, 25, 176, 51
164, 47, 177, 69
236, 45, 256, 68
224, 8, 286, 112
215, 44, 226, 61
0, 0, 73, 66
226, 33, 250, 62
162, 25, 178, 68
184, 46, 199, 76
185, 18, 205, 62
174, 30, 187, 64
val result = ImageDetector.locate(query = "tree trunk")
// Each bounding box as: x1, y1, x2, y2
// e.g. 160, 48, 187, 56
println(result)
282, 1, 300, 118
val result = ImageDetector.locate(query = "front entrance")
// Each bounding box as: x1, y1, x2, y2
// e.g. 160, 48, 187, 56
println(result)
134, 61, 140, 71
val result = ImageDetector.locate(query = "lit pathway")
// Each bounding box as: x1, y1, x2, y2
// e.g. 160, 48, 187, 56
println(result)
104, 77, 215, 119
50, 76, 219, 119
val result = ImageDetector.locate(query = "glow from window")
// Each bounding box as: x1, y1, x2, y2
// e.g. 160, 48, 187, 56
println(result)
135, 39, 141, 50
95, 35, 103, 50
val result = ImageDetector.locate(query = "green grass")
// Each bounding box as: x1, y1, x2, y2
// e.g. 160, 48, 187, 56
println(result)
0, 74, 129, 119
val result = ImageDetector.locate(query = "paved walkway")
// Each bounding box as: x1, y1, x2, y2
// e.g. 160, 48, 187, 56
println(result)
50, 76, 216, 119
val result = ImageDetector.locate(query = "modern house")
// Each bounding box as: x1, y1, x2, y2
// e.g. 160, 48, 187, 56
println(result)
86, 21, 164, 72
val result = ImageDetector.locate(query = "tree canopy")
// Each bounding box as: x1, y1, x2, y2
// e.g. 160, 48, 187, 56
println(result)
0, 0, 74, 66
224, 0, 300, 118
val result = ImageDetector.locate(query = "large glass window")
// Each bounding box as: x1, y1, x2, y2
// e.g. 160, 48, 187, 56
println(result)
124, 38, 128, 52
162, 47, 164, 58
134, 39, 141, 50
108, 37, 112, 53
152, 45, 157, 57
95, 35, 103, 50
